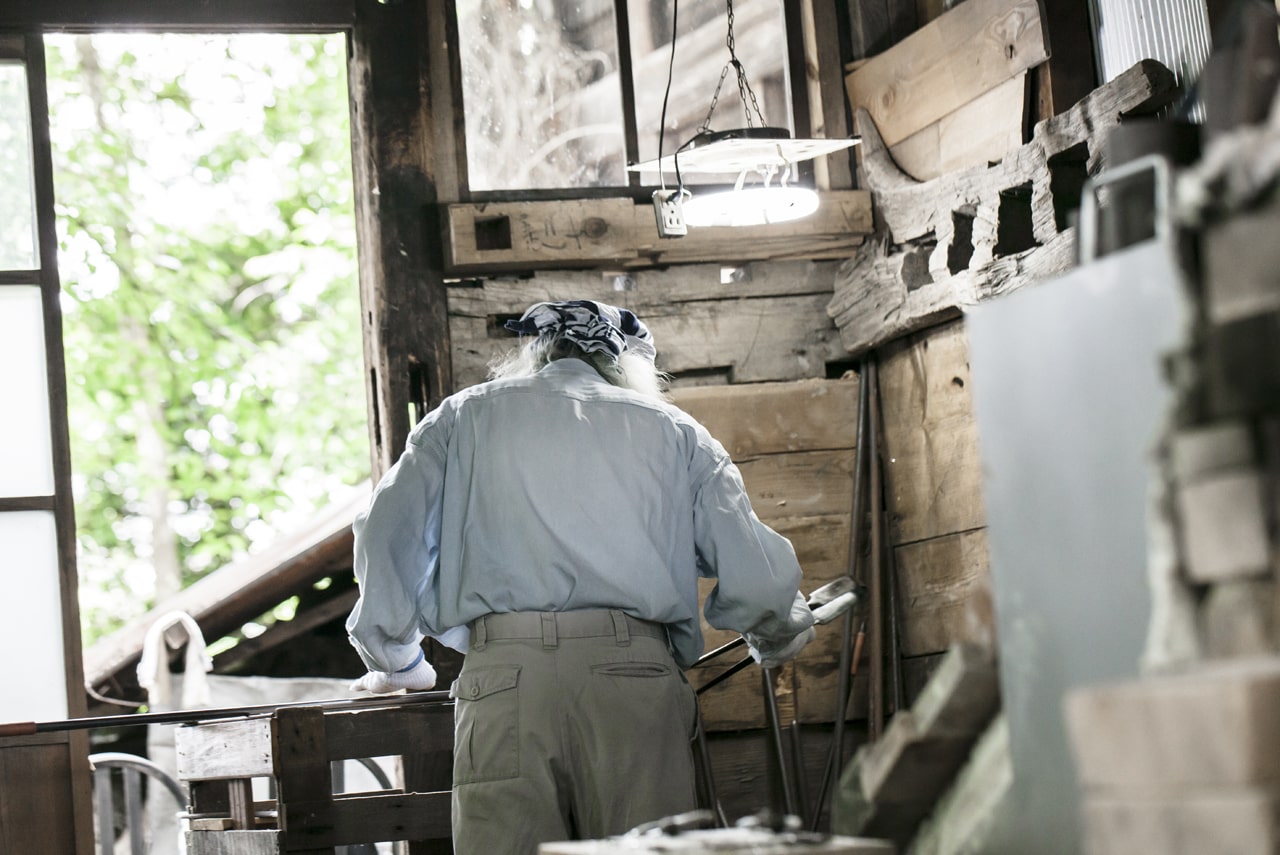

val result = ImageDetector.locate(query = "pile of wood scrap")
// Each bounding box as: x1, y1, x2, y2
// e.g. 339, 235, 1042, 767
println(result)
829, 59, 1179, 358
830, 643, 1004, 852
844, 0, 1048, 183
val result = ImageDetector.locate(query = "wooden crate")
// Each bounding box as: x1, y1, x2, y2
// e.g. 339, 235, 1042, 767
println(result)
176, 699, 454, 855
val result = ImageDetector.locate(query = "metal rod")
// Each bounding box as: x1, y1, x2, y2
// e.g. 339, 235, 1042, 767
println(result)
788, 720, 809, 821
694, 635, 747, 668
695, 653, 755, 696
869, 358, 906, 716
761, 667, 796, 815
693, 705, 730, 827
867, 358, 885, 742
809, 359, 871, 831
885, 530, 906, 715
808, 619, 865, 831
0, 689, 453, 738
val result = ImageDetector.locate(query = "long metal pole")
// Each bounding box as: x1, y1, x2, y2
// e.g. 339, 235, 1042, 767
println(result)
869, 359, 906, 715
0, 689, 452, 738
867, 359, 885, 741
761, 667, 797, 815
808, 360, 871, 830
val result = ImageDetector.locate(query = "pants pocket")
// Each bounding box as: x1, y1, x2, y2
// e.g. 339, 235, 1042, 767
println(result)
590, 661, 671, 678
451, 665, 521, 785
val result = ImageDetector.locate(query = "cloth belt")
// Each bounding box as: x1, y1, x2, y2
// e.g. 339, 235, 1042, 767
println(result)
469, 609, 667, 651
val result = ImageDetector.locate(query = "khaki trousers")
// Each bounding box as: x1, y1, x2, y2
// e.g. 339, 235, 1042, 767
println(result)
449, 609, 699, 855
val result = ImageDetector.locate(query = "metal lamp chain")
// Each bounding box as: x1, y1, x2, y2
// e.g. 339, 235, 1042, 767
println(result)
699, 0, 768, 133
725, 0, 767, 128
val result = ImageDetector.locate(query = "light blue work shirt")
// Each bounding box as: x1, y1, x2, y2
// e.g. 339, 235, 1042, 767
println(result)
346, 358, 813, 672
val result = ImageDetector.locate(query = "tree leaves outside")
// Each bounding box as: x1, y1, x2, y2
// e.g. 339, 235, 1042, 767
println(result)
45, 34, 370, 646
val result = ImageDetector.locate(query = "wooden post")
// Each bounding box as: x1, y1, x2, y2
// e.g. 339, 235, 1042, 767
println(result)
274, 707, 332, 854
349, 0, 456, 480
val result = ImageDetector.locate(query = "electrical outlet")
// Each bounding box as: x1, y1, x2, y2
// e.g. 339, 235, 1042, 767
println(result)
653, 189, 687, 239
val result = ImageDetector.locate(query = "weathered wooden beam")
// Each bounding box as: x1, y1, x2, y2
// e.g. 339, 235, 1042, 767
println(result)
828, 60, 1180, 357
802, 0, 856, 189
350, 0, 454, 479
1035, 0, 1099, 120
906, 713, 1012, 855
887, 73, 1028, 182
876, 321, 986, 545
444, 192, 873, 274
831, 644, 1001, 847
0, 0, 354, 30
845, 0, 1047, 149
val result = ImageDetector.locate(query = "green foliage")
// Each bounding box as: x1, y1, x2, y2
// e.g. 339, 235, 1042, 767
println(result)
45, 34, 370, 644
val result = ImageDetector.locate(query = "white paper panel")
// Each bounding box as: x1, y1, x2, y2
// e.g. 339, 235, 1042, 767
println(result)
0, 61, 38, 270
0, 286, 54, 498
0, 511, 68, 723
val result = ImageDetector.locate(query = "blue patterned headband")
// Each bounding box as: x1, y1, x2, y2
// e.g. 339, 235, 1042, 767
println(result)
505, 300, 657, 363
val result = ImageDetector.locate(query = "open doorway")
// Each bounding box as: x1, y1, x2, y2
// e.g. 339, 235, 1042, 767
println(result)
44, 32, 369, 665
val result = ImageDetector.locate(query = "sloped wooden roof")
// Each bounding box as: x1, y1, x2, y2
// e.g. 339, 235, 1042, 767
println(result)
83, 483, 370, 696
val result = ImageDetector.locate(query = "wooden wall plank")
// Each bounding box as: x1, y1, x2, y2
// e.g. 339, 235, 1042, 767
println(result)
445, 199, 640, 270
444, 192, 873, 274
877, 319, 985, 545
448, 275, 854, 389
446, 262, 848, 389
177, 719, 276, 780
893, 529, 995, 658
448, 260, 840, 313
736, 450, 857, 522
654, 295, 851, 383
887, 72, 1028, 182
640, 193, 872, 268
671, 378, 860, 458
845, 0, 1046, 149
0, 742, 82, 855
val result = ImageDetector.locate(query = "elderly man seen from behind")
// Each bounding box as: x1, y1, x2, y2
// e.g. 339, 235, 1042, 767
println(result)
346, 299, 815, 855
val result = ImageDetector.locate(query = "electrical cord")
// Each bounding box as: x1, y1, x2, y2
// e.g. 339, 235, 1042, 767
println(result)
657, 0, 680, 193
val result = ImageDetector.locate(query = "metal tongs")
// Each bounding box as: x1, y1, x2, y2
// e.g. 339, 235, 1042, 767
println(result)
693, 576, 866, 696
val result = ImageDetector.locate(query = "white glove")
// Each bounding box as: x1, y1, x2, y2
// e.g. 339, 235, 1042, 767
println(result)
750, 625, 816, 670
351, 657, 437, 694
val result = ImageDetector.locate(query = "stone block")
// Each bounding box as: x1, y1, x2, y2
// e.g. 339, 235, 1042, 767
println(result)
1081, 790, 1280, 855
1176, 469, 1270, 582
1064, 657, 1280, 790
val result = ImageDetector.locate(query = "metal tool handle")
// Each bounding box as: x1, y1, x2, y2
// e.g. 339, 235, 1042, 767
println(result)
0, 689, 453, 737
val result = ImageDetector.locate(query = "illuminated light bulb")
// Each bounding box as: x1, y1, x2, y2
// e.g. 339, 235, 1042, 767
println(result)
682, 185, 820, 228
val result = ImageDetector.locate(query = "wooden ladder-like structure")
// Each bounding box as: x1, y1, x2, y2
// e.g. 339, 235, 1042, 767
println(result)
175, 699, 454, 854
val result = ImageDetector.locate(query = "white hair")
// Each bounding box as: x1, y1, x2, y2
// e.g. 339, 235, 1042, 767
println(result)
489, 334, 670, 401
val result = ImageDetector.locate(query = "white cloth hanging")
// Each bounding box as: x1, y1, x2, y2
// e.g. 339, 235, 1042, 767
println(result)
136, 611, 213, 711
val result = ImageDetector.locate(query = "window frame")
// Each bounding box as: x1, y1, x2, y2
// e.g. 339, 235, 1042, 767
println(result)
0, 32, 87, 720
447, 0, 820, 203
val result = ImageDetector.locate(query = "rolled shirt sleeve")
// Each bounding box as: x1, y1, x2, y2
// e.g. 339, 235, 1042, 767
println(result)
693, 453, 815, 660
346, 412, 451, 674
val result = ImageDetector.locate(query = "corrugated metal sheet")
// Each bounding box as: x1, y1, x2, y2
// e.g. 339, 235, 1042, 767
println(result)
1089, 0, 1212, 118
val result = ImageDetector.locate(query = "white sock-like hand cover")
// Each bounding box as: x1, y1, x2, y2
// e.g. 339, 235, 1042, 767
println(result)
351, 657, 438, 694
